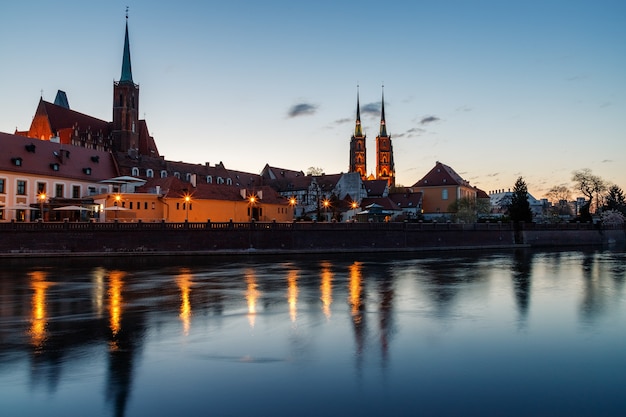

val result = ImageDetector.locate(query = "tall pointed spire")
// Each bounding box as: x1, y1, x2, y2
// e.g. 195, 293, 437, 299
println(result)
354, 85, 363, 137
120, 9, 133, 83
379, 85, 387, 137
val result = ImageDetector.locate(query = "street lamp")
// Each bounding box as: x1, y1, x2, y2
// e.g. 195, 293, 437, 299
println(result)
38, 192, 46, 222
322, 198, 330, 221
248, 195, 256, 221
114, 194, 122, 220
289, 196, 297, 219
184, 194, 191, 221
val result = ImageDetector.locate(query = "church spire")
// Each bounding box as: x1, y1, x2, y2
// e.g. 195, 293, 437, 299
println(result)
120, 9, 133, 83
379, 85, 387, 137
354, 85, 363, 138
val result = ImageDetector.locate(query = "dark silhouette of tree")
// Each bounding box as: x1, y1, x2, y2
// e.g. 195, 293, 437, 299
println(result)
508, 177, 533, 223
604, 185, 626, 215
572, 169, 607, 221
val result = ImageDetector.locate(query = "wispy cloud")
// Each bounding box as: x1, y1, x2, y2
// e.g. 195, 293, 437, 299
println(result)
334, 117, 351, 125
287, 103, 317, 118
601, 159, 613, 163
456, 105, 472, 112
361, 102, 380, 116
397, 127, 426, 138
420, 116, 440, 125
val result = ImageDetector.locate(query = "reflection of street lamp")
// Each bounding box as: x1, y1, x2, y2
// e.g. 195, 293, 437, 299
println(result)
38, 192, 46, 222
184, 194, 191, 221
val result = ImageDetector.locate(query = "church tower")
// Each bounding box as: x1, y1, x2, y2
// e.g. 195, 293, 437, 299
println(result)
349, 87, 367, 180
112, 12, 139, 153
376, 86, 395, 187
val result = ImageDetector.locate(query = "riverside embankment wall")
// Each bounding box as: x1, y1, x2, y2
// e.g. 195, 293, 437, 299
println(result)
0, 221, 624, 256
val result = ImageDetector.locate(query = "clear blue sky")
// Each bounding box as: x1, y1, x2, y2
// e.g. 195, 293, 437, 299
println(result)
1, 0, 624, 198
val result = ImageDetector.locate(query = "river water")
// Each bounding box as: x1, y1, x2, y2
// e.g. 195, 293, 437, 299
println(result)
0, 248, 624, 417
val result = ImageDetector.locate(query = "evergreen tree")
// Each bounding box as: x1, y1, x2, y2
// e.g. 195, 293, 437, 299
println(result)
508, 177, 533, 222
605, 185, 626, 215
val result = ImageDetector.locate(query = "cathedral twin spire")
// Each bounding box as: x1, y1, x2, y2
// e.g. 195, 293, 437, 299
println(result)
350, 86, 395, 186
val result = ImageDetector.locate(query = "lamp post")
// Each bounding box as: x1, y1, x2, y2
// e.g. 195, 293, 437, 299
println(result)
114, 194, 122, 220
322, 199, 330, 222
351, 201, 358, 221
38, 192, 46, 222
184, 195, 191, 221
289, 196, 297, 220
248, 195, 256, 222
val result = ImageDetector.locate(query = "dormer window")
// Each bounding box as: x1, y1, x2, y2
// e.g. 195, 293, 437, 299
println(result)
146, 169, 154, 178
217, 177, 224, 184
206, 175, 212, 184
226, 178, 232, 185
25, 144, 36, 153
83, 168, 92, 175
174, 172, 181, 179
12, 157, 23, 166
91, 155, 100, 163
132, 167, 140, 176
160, 170, 167, 178
50, 163, 60, 171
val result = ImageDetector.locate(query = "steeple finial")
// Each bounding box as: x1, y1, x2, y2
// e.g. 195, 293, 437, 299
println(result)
379, 84, 387, 137
355, 85, 363, 137
120, 9, 133, 83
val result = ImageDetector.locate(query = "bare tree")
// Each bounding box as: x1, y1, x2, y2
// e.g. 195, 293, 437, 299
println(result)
306, 167, 324, 176
545, 185, 572, 216
572, 169, 607, 219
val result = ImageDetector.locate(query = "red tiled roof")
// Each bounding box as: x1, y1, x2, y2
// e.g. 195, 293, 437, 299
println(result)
412, 161, 470, 187
364, 179, 388, 196
0, 131, 118, 181
38, 99, 110, 137
388, 191, 423, 208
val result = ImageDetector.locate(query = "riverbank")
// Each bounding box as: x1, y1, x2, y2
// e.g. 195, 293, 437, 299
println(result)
1, 220, 623, 258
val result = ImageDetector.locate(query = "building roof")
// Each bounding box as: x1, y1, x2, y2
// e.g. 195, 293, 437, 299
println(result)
33, 99, 111, 139
0, 131, 118, 181
260, 164, 305, 181
412, 161, 471, 188
364, 179, 388, 197
388, 190, 423, 209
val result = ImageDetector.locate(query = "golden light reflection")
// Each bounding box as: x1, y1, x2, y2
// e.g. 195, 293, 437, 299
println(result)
92, 267, 106, 319
177, 269, 193, 335
29, 271, 51, 349
245, 269, 259, 328
108, 270, 125, 338
349, 262, 363, 322
287, 270, 298, 323
320, 262, 333, 319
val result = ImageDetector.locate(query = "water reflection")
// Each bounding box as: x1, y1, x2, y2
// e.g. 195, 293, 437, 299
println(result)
320, 261, 333, 319
245, 268, 259, 327
176, 269, 193, 335
29, 271, 51, 350
0, 248, 624, 417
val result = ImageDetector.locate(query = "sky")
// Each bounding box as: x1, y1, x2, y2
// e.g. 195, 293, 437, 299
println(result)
1, 0, 624, 199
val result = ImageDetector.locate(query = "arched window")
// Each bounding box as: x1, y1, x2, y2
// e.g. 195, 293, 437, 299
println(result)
131, 167, 139, 176
206, 176, 212, 184
160, 170, 167, 178
185, 173, 192, 182
226, 178, 232, 185
217, 177, 224, 184
146, 169, 154, 178
174, 172, 181, 179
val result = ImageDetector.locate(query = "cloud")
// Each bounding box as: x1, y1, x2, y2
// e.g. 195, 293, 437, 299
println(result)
334, 117, 351, 125
420, 116, 440, 125
456, 105, 472, 112
361, 102, 380, 116
399, 127, 426, 138
487, 172, 499, 177
601, 159, 613, 163
287, 103, 317, 118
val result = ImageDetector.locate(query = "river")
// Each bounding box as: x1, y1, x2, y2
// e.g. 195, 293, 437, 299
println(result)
1, 248, 624, 417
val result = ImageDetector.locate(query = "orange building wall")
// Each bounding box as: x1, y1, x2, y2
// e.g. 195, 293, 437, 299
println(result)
419, 186, 477, 214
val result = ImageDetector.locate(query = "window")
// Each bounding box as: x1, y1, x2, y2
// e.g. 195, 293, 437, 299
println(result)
0, 208, 4, 220
160, 170, 167, 178
129, 202, 133, 209
88, 187, 96, 195
0, 178, 5, 194
144, 202, 148, 209
132, 167, 139, 176
226, 178, 232, 185
55, 184, 64, 198
217, 177, 224, 184
176, 202, 180, 210
442, 189, 448, 200
147, 169, 154, 178
37, 182, 46, 194
72, 185, 80, 199
17, 180, 27, 195
206, 176, 212, 184
174, 172, 180, 179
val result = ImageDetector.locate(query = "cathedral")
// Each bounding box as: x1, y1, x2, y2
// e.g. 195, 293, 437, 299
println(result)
348, 87, 395, 187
